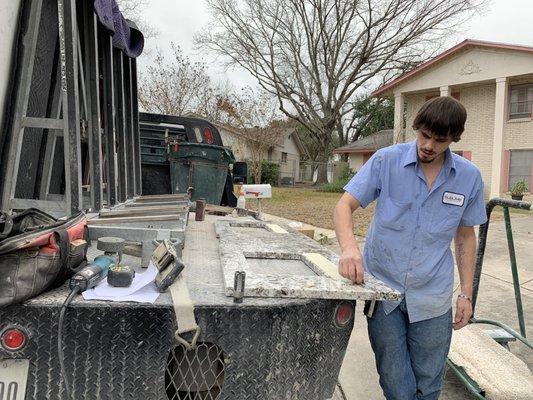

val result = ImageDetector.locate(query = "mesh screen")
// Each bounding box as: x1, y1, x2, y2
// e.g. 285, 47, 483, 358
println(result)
165, 342, 225, 400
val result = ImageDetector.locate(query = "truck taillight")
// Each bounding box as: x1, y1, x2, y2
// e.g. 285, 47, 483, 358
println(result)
334, 302, 353, 328
203, 127, 214, 144
1, 327, 27, 351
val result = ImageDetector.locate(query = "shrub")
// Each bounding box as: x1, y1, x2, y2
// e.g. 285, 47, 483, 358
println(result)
316, 166, 354, 193
338, 165, 355, 182
248, 161, 280, 186
510, 179, 528, 196
316, 181, 346, 193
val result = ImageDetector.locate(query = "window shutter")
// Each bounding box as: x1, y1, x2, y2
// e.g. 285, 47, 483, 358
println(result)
502, 150, 511, 192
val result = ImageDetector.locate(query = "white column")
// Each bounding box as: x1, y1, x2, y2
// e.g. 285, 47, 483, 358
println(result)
490, 77, 508, 199
393, 92, 404, 143
440, 86, 450, 97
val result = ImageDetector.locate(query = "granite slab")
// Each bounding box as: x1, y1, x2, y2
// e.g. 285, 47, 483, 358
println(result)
216, 219, 400, 301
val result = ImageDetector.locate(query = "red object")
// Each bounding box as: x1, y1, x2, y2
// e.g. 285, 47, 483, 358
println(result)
203, 127, 214, 144
502, 150, 511, 192
334, 302, 353, 327
1, 328, 26, 351
173, 143, 179, 152
462, 151, 472, 161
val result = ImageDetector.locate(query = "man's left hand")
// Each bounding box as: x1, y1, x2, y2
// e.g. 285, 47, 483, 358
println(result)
453, 296, 472, 330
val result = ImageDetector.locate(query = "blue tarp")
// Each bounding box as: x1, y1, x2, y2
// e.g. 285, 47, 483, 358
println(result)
93, 0, 144, 58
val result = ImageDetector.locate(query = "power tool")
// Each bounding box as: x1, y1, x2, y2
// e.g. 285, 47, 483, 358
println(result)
69, 237, 125, 291
59, 236, 125, 400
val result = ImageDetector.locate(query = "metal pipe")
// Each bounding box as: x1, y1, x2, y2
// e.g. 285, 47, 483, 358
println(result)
470, 318, 532, 349
503, 206, 527, 338
446, 360, 486, 400
472, 198, 532, 313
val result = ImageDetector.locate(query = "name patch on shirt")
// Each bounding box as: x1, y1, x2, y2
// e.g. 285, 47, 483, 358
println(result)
442, 191, 465, 207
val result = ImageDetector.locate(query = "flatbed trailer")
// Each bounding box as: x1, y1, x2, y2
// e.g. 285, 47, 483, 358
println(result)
0, 200, 398, 400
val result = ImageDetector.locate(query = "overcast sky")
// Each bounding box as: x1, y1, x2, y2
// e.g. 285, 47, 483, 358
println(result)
136, 0, 533, 91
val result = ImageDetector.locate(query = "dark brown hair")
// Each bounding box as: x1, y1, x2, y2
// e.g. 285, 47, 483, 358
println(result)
412, 96, 467, 142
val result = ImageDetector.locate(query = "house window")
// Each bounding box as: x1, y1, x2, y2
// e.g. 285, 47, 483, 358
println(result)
281, 152, 288, 163
509, 84, 533, 119
509, 150, 533, 189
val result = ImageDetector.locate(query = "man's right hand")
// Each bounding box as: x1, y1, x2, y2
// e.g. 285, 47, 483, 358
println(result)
338, 248, 364, 284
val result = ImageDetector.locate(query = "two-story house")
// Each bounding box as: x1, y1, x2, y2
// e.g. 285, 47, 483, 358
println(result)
372, 39, 533, 198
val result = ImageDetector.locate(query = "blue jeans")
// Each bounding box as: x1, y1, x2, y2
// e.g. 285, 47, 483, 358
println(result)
367, 299, 452, 400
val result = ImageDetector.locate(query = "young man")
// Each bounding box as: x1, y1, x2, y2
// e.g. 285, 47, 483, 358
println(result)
334, 96, 487, 400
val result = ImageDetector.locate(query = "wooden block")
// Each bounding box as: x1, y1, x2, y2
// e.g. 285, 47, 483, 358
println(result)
266, 224, 288, 234
303, 252, 342, 280
298, 229, 315, 239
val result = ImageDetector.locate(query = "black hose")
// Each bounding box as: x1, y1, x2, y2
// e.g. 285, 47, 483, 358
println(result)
58, 286, 81, 400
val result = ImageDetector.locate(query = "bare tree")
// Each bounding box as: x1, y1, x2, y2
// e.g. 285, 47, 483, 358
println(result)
138, 44, 212, 115
197, 0, 486, 183
117, 0, 159, 39
226, 87, 288, 183
195, 80, 239, 124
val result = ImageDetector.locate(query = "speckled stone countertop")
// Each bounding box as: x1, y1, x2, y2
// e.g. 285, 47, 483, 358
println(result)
216, 219, 400, 301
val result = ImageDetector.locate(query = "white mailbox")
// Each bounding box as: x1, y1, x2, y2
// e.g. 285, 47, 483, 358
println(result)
241, 184, 272, 199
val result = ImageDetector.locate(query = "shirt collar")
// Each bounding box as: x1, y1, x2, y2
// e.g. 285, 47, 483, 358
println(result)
403, 140, 456, 174
402, 140, 418, 167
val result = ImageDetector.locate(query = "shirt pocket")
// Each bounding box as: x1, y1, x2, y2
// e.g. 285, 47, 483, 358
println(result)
376, 197, 412, 231
428, 204, 464, 239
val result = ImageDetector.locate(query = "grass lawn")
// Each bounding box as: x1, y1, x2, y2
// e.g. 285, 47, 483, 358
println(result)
248, 186, 375, 237
246, 187, 531, 237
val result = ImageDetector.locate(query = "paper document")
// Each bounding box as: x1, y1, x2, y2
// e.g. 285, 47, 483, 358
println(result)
82, 262, 160, 303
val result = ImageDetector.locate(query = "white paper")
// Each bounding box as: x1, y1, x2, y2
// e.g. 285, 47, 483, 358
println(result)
82, 282, 160, 303
82, 261, 160, 304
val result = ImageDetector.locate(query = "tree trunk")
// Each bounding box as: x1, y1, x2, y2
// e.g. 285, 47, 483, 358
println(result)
314, 128, 333, 185
315, 145, 330, 184
254, 161, 261, 184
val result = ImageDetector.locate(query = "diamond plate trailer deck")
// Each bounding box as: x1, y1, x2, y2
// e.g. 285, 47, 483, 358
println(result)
0, 208, 398, 400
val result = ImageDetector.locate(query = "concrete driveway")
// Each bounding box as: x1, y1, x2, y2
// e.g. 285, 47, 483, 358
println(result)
262, 210, 532, 399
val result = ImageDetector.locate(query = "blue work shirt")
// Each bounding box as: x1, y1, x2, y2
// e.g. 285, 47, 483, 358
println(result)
344, 140, 487, 322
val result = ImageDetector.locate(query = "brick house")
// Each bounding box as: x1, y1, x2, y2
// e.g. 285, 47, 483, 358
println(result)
333, 129, 393, 173
372, 39, 533, 198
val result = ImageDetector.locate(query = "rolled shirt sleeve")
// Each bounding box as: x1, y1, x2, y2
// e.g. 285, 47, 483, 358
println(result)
460, 172, 488, 227
343, 151, 383, 208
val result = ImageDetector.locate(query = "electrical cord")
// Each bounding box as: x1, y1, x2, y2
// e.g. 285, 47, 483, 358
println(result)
58, 285, 81, 400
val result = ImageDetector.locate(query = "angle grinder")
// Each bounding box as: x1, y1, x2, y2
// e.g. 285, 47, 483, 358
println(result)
69, 236, 125, 291
60, 236, 125, 400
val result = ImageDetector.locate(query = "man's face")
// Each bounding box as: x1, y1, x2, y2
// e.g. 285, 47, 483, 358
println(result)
416, 129, 453, 164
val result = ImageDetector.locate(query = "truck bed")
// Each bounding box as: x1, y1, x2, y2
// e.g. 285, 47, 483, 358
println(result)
0, 212, 397, 400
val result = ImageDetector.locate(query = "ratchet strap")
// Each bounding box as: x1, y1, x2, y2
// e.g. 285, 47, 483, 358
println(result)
169, 270, 200, 350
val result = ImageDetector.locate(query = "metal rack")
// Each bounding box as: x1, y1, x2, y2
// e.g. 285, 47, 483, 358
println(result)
0, 0, 142, 216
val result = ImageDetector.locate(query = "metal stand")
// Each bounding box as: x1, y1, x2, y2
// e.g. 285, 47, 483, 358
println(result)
0, 0, 142, 216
